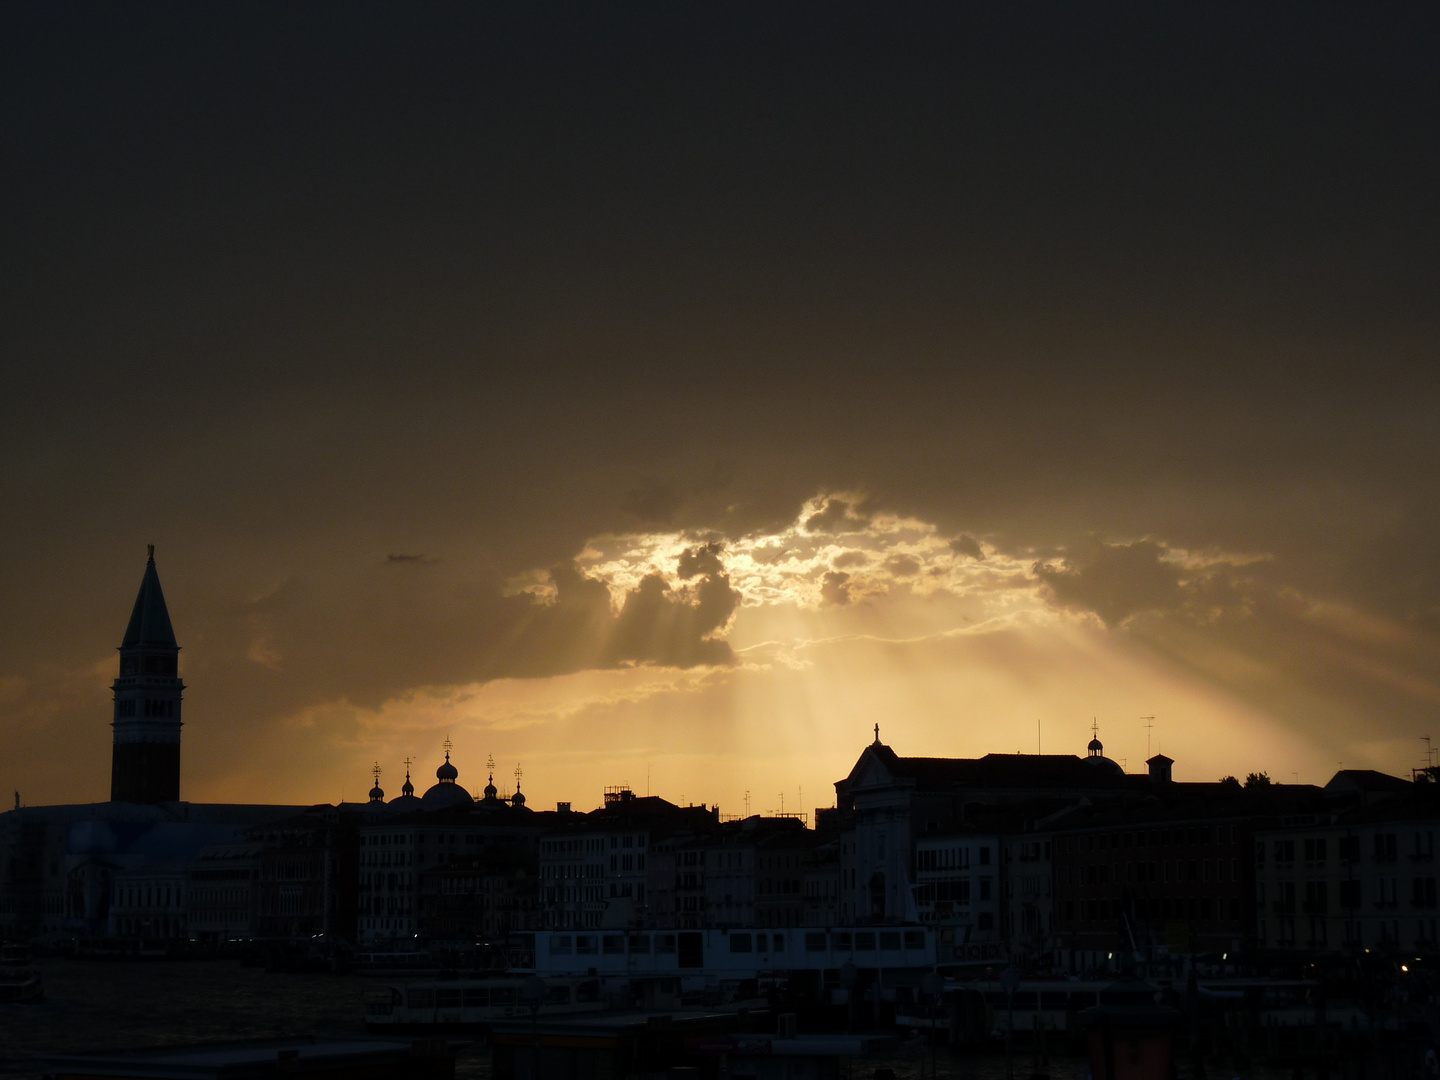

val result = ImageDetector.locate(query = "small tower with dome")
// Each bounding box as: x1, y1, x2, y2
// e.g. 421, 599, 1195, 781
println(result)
1083, 720, 1125, 777
368, 762, 385, 803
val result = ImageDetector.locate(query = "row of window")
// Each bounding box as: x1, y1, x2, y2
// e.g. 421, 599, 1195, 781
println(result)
916, 845, 992, 871
1260, 833, 1435, 864
1260, 877, 1437, 912
1060, 825, 1239, 854
114, 698, 178, 718
1065, 858, 1241, 887
115, 884, 184, 909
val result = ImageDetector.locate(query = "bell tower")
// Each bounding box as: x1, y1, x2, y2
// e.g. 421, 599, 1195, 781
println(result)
110, 546, 184, 803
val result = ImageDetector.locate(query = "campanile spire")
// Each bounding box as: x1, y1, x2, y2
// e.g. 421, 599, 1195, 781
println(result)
110, 546, 184, 803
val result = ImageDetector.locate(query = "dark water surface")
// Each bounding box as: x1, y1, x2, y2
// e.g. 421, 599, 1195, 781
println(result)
1, 959, 1302, 1080
0, 958, 393, 1077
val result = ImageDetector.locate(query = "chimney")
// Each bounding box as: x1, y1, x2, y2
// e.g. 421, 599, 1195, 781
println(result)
1147, 754, 1174, 784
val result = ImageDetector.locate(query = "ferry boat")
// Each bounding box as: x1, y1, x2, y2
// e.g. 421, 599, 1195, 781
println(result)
0, 969, 42, 1002
353, 949, 436, 974
363, 974, 603, 1031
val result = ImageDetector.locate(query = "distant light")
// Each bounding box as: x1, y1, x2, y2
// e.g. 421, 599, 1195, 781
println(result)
1222, 953, 1228, 960
1108, 952, 1114, 959
1402, 965, 1409, 973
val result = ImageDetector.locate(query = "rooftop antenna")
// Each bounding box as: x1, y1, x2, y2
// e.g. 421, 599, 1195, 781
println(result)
647, 762, 651, 797
1142, 716, 1155, 758
1423, 736, 1435, 769
1037, 718, 1041, 755
744, 789, 751, 816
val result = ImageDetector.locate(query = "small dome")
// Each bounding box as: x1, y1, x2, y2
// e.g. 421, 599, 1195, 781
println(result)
511, 783, 525, 807
483, 773, 498, 800
1087, 737, 1104, 753
368, 784, 385, 803
436, 751, 458, 783
401, 773, 415, 797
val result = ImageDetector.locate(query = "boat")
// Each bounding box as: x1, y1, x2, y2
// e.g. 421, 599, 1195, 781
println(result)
363, 973, 603, 1031
0, 964, 43, 1003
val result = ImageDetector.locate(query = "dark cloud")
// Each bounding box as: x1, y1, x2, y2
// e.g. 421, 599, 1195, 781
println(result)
386, 553, 433, 565
884, 554, 921, 578
821, 571, 853, 606
832, 550, 869, 569
1034, 541, 1184, 626
621, 481, 685, 525
3, 5, 1440, 795
677, 541, 725, 580
950, 535, 985, 560
804, 498, 868, 534
603, 570, 739, 668
749, 545, 790, 565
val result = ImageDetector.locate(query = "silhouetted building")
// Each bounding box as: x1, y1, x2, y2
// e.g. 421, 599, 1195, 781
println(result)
111, 546, 184, 804
358, 776, 544, 944
186, 842, 261, 943
248, 809, 359, 940
1254, 780, 1438, 954
538, 790, 716, 930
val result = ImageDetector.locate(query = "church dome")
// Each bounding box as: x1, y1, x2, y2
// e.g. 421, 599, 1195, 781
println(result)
482, 773, 498, 800
421, 747, 471, 808
368, 783, 385, 803
421, 780, 473, 808
1083, 729, 1125, 776
1084, 754, 1125, 777
511, 782, 525, 807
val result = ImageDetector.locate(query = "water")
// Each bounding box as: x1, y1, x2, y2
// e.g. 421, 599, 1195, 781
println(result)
0, 959, 1324, 1080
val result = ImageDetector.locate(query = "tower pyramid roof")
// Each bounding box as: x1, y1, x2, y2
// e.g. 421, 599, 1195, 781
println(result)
121, 546, 177, 649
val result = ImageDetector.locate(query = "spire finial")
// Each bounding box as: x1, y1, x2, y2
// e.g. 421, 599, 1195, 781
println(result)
372, 761, 382, 785
442, 734, 453, 761
403, 755, 413, 778
514, 762, 523, 788
873, 722, 880, 745
487, 752, 496, 772
147, 543, 155, 561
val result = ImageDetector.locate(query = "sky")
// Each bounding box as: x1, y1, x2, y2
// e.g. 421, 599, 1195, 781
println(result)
2, 3, 1439, 813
